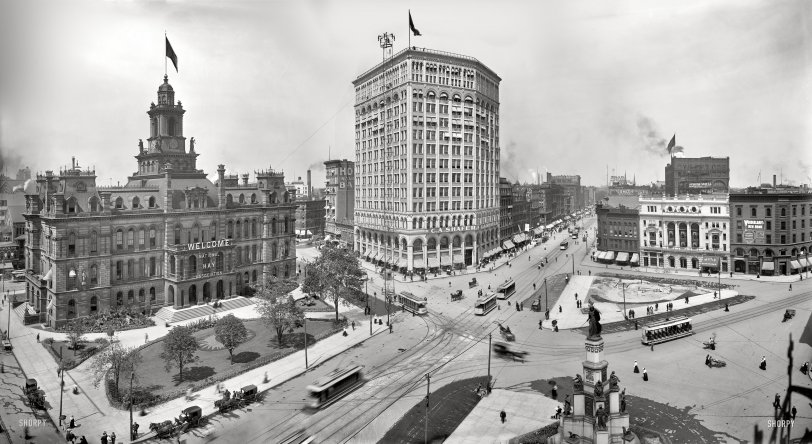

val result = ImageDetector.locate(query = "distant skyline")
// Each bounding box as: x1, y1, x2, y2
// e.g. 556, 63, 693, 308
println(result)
1, 0, 810, 188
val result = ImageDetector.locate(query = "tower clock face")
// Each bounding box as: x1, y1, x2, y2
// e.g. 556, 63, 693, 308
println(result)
169, 139, 179, 150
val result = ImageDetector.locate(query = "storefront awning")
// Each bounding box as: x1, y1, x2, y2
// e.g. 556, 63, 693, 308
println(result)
616, 252, 629, 263
513, 234, 524, 244
606, 251, 617, 261
761, 261, 775, 271
630, 253, 639, 264
413, 257, 425, 269
440, 254, 451, 266
428, 257, 440, 268
453, 254, 465, 264
533, 227, 543, 235
483, 251, 492, 259
800, 257, 810, 267
503, 240, 515, 250
493, 246, 503, 254
790, 260, 801, 270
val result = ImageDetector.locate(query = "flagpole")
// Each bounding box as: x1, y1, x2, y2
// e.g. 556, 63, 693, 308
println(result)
408, 10, 411, 49
164, 31, 167, 76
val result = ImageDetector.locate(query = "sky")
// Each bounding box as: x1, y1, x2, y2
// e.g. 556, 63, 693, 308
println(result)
1, 0, 811, 188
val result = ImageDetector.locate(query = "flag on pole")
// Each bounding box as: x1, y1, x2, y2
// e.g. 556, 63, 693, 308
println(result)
166, 36, 178, 72
409, 11, 421, 36
666, 134, 676, 155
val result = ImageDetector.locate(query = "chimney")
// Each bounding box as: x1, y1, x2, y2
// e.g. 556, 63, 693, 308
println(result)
71, 157, 75, 170
307, 169, 312, 197
217, 164, 226, 208
242, 174, 249, 186
773, 174, 777, 188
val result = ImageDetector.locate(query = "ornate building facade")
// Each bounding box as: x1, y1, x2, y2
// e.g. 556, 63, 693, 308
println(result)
638, 195, 731, 273
23, 76, 296, 327
352, 47, 501, 272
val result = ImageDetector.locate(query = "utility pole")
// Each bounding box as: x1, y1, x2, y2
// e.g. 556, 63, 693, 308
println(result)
544, 278, 548, 312
622, 283, 627, 319
424, 373, 430, 444
487, 333, 492, 388
129, 372, 134, 440
572, 253, 575, 276
370, 310, 373, 336
58, 346, 65, 427
304, 317, 308, 370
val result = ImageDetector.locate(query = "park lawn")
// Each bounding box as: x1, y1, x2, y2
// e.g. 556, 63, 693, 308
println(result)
129, 318, 335, 400
42, 340, 104, 370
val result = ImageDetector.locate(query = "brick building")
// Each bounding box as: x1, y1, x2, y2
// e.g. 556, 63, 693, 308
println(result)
664, 155, 729, 196
324, 159, 355, 247
595, 195, 640, 265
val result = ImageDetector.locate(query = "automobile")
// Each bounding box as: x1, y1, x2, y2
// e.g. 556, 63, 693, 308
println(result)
2, 340, 12, 351
493, 342, 528, 362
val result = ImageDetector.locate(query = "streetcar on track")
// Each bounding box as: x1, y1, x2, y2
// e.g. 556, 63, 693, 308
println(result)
560, 240, 569, 250
495, 279, 516, 300
641, 316, 693, 345
474, 292, 497, 315
397, 291, 428, 315
306, 365, 364, 410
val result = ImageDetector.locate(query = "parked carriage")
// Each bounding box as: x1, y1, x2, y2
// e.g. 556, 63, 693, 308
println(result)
148, 420, 176, 439
215, 393, 242, 413
24, 379, 45, 410
180, 405, 203, 427
468, 278, 478, 288
240, 384, 258, 404
450, 290, 464, 301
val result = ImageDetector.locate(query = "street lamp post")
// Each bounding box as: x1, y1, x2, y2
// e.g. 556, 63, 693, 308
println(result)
622, 283, 627, 319
304, 317, 308, 370
129, 372, 134, 440
58, 346, 65, 427
544, 278, 548, 312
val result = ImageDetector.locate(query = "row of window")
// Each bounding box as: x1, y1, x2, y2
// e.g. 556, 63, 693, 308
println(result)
735, 204, 809, 217
65, 287, 157, 317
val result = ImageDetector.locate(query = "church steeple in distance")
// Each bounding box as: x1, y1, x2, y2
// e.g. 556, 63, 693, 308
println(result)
132, 76, 200, 179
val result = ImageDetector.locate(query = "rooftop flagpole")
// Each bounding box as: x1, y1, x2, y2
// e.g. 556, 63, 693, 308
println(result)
164, 31, 167, 76
408, 10, 411, 49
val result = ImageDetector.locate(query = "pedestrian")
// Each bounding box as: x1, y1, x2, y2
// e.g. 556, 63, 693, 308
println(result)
650, 344, 654, 352
539, 320, 543, 330
533, 283, 536, 290
685, 296, 689, 304
101, 432, 108, 444
449, 281, 452, 287
66, 430, 76, 443
655, 303, 658, 311
351, 321, 355, 331
713, 291, 717, 299
144, 333, 148, 343
552, 383, 558, 399
79, 436, 88, 444
589, 270, 591, 276
705, 354, 711, 366
789, 284, 792, 291
500, 409, 506, 423
559, 306, 562, 313
792, 406, 797, 420
760, 356, 767, 370
575, 292, 578, 300
69, 415, 75, 428
642, 368, 648, 381
724, 303, 729, 312
36, 333, 40, 342
389, 323, 393, 333
773, 393, 781, 409
633, 360, 639, 373
110, 432, 116, 444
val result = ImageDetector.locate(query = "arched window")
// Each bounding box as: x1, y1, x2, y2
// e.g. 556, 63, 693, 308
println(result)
189, 255, 197, 274
271, 218, 277, 235
127, 229, 135, 249
66, 197, 77, 214
251, 193, 257, 203
116, 260, 123, 280
139, 228, 145, 248
210, 222, 217, 241
167, 117, 176, 136
149, 227, 157, 248
235, 247, 242, 266
149, 287, 156, 302
90, 264, 98, 285
68, 232, 76, 256
284, 263, 290, 278
116, 291, 124, 306
272, 243, 278, 260
174, 224, 181, 244
193, 224, 200, 243
127, 290, 134, 304
67, 299, 76, 318
90, 296, 98, 313
116, 229, 124, 250
90, 231, 98, 253
115, 197, 123, 209
235, 220, 242, 239
127, 259, 134, 278
226, 194, 233, 206
148, 196, 156, 208
89, 196, 99, 212
243, 220, 249, 238
227, 221, 234, 239
252, 270, 257, 282
170, 255, 176, 274
284, 217, 289, 234
239, 194, 245, 204
132, 196, 140, 209
252, 219, 258, 237
139, 288, 145, 303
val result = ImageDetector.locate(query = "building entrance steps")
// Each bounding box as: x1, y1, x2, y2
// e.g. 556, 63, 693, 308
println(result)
445, 389, 561, 444
154, 296, 255, 324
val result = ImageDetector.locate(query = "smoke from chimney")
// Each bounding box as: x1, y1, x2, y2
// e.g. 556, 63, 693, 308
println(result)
307, 170, 312, 198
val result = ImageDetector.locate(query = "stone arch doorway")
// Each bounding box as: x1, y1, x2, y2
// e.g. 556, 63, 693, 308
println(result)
168, 286, 176, 306
189, 284, 198, 305
203, 282, 211, 302
216, 280, 224, 299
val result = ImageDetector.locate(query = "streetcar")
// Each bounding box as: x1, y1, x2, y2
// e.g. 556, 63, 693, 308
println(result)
306, 365, 364, 409
559, 240, 569, 250
641, 316, 693, 345
495, 279, 516, 300
474, 292, 497, 315
397, 291, 428, 315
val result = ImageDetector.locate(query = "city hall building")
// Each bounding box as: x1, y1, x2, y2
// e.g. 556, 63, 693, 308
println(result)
22, 76, 296, 327
352, 47, 502, 272
638, 195, 731, 273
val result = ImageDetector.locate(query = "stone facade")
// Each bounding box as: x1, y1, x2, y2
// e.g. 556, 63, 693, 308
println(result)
22, 76, 296, 327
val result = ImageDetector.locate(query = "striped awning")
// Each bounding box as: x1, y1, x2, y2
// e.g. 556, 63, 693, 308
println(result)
630, 253, 639, 264
503, 240, 515, 250
440, 254, 451, 266
533, 227, 543, 235
413, 257, 426, 268
790, 260, 801, 270
761, 261, 775, 271
428, 257, 440, 268
616, 252, 629, 263
453, 254, 465, 264
513, 234, 524, 244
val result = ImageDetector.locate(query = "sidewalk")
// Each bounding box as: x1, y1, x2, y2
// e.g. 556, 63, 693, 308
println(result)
445, 389, 560, 444
3, 293, 388, 444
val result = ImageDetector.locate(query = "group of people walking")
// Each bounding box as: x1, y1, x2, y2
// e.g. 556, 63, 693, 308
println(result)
633, 360, 649, 381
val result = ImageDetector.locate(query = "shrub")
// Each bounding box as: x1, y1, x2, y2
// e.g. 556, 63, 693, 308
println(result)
94, 338, 110, 345
43, 337, 54, 345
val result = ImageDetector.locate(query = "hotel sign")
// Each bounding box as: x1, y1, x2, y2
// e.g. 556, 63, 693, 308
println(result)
186, 239, 233, 251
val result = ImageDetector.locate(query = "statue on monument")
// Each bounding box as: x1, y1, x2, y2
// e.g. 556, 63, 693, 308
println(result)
609, 371, 620, 390
595, 405, 608, 430
573, 374, 583, 392
190, 137, 195, 152
594, 379, 604, 398
620, 388, 627, 413
138, 139, 144, 152
587, 303, 602, 339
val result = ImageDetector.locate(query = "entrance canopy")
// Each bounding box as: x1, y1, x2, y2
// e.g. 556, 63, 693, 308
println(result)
630, 253, 639, 264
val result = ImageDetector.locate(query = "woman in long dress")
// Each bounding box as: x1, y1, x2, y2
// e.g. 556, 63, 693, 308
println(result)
642, 368, 648, 381
633, 360, 640, 373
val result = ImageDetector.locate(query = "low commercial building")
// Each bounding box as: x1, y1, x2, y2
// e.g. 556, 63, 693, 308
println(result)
595, 196, 640, 265
638, 195, 731, 273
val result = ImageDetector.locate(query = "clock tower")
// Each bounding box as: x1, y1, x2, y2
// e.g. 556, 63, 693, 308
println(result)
133, 75, 202, 179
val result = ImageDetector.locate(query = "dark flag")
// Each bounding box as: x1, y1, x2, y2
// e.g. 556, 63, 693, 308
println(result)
666, 134, 676, 155
166, 36, 178, 72
409, 11, 421, 36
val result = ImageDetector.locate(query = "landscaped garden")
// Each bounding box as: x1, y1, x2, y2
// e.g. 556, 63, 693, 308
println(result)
42, 337, 108, 370
114, 317, 343, 408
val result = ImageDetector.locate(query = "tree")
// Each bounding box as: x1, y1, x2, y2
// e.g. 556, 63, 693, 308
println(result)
66, 320, 88, 350
254, 278, 304, 346
89, 343, 142, 398
160, 326, 199, 383
214, 314, 248, 365
301, 245, 365, 321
